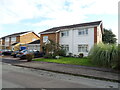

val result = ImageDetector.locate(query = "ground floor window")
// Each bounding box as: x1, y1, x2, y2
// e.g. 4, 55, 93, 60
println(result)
61, 44, 69, 52
78, 44, 88, 52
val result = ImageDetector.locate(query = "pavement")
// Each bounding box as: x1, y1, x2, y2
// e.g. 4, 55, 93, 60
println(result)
1, 56, 120, 83
2, 62, 119, 88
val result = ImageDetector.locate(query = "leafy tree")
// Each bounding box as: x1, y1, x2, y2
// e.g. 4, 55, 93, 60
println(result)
102, 28, 117, 44
42, 39, 66, 58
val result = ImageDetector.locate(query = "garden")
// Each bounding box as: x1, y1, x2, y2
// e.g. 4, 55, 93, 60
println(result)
32, 39, 120, 70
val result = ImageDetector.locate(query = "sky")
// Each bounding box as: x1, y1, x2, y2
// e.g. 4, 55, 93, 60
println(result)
0, 0, 119, 40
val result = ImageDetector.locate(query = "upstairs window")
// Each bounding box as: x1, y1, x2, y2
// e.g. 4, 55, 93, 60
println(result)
78, 29, 88, 35
5, 37, 9, 42
78, 44, 88, 52
11, 37, 16, 41
43, 36, 48, 42
61, 31, 69, 37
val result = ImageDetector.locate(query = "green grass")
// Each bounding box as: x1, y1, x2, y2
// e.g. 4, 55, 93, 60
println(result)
33, 57, 97, 67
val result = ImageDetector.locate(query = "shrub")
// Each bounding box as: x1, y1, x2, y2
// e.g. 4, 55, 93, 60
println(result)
26, 53, 34, 62
55, 49, 66, 57
68, 53, 73, 57
89, 43, 119, 69
44, 53, 56, 59
78, 53, 84, 58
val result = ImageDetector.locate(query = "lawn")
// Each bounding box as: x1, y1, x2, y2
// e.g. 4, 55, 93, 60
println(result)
33, 57, 97, 67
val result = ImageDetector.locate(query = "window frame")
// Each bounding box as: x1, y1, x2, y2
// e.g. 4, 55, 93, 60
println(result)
78, 44, 88, 52
11, 37, 16, 41
61, 44, 69, 52
78, 28, 88, 36
5, 37, 9, 42
61, 31, 69, 37
43, 36, 48, 43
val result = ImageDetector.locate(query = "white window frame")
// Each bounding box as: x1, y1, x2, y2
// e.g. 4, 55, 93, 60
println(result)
61, 44, 69, 52
61, 31, 69, 37
78, 44, 88, 52
11, 37, 16, 41
5, 37, 9, 42
43, 36, 48, 42
78, 28, 88, 36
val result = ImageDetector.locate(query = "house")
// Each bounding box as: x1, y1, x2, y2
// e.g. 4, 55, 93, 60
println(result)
39, 21, 103, 56
0, 31, 40, 51
27, 39, 40, 51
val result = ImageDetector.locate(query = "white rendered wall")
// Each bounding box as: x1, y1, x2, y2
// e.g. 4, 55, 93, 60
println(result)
59, 27, 94, 56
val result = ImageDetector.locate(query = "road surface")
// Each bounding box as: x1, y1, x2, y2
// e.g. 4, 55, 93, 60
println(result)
1, 59, 119, 88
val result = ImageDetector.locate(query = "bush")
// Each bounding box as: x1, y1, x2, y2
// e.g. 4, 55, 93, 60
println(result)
44, 53, 56, 59
26, 53, 34, 62
55, 49, 66, 57
89, 43, 119, 69
68, 53, 73, 57
78, 53, 84, 58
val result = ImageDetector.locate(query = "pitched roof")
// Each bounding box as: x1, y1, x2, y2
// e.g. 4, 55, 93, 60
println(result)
28, 40, 40, 44
1, 31, 32, 39
39, 21, 102, 34
11, 42, 19, 46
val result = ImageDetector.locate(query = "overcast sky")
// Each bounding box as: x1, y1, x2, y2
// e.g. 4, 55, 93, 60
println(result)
0, 0, 118, 39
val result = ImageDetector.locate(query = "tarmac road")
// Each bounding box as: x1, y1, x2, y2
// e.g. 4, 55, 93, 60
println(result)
1, 61, 119, 88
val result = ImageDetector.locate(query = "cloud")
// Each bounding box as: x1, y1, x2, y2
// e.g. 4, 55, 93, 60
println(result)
0, 0, 118, 38
0, 0, 118, 25
0, 0, 41, 24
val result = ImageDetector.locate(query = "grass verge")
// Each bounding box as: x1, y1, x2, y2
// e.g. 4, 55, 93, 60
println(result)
33, 57, 97, 67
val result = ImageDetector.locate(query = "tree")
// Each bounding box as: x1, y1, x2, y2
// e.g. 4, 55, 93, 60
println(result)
42, 39, 66, 58
102, 28, 117, 44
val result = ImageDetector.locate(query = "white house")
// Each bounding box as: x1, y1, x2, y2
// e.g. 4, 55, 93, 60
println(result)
39, 21, 103, 56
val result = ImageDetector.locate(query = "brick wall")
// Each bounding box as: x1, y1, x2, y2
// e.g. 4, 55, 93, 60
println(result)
40, 33, 60, 51
94, 27, 97, 44
20, 32, 39, 44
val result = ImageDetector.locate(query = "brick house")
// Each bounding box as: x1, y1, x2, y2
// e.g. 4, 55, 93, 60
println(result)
0, 31, 40, 51
39, 21, 103, 56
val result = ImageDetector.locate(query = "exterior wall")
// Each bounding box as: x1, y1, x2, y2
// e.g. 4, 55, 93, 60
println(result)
16, 36, 20, 43
97, 25, 102, 43
4, 37, 11, 49
0, 39, 5, 49
59, 27, 94, 56
94, 27, 97, 44
40, 33, 57, 51
20, 32, 39, 44
4, 37, 10, 47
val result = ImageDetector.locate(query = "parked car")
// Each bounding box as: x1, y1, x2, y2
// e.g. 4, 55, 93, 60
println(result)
34, 51, 45, 58
2, 49, 13, 55
11, 50, 21, 58
0, 49, 3, 55
16, 49, 44, 59
16, 49, 28, 59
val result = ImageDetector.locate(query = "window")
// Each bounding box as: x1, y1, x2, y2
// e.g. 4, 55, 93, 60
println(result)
5, 37, 9, 42
11, 37, 16, 41
43, 36, 48, 42
61, 45, 69, 52
78, 28, 88, 35
61, 31, 69, 37
78, 44, 88, 52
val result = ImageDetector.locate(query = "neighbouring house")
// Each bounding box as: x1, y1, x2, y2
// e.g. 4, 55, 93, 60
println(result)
0, 31, 40, 51
27, 39, 40, 51
39, 21, 103, 56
